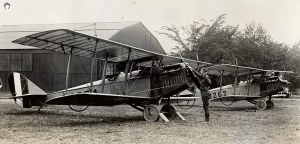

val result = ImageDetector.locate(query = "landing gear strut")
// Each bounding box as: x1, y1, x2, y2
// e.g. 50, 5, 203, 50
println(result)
143, 104, 185, 122
250, 96, 275, 111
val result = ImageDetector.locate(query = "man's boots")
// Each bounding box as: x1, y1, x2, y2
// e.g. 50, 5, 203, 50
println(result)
205, 114, 210, 123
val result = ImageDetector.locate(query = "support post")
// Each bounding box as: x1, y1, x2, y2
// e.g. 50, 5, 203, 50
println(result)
219, 70, 223, 97
234, 71, 238, 95
124, 49, 131, 95
65, 48, 73, 95
233, 59, 238, 95
90, 41, 98, 92
247, 70, 252, 96
101, 56, 108, 93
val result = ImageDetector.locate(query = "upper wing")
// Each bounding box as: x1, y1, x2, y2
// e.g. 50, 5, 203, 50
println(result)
207, 64, 293, 76
12, 29, 211, 67
207, 64, 265, 76
45, 93, 154, 106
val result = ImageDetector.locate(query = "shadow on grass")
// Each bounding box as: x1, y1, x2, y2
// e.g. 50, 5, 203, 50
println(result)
4, 109, 147, 127
51, 116, 145, 127
187, 104, 257, 111
210, 106, 257, 111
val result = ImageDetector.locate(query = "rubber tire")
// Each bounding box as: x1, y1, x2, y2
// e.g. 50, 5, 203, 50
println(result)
143, 105, 160, 122
256, 101, 266, 111
160, 104, 177, 120
266, 100, 275, 110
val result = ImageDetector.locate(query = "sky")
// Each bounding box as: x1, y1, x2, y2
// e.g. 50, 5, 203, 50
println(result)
0, 0, 300, 53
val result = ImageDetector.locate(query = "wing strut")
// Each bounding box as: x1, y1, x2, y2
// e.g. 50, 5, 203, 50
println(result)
219, 70, 224, 95
233, 59, 238, 95
124, 49, 132, 95
247, 70, 252, 96
90, 41, 98, 92
101, 55, 108, 92
65, 47, 74, 95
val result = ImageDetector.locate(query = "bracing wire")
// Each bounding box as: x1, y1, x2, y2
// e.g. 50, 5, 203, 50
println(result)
126, 63, 152, 94
76, 53, 90, 84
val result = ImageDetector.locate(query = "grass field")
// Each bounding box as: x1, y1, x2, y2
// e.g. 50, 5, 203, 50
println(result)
0, 97, 299, 144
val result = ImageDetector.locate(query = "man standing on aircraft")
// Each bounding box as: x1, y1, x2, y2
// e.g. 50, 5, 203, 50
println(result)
199, 68, 212, 123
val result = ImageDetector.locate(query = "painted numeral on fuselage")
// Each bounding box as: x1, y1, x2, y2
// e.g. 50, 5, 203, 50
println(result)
266, 82, 280, 91
211, 90, 226, 99
161, 74, 185, 94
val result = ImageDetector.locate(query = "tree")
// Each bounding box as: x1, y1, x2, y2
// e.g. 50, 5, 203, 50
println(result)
159, 14, 300, 91
159, 14, 238, 64
285, 41, 300, 91
233, 22, 290, 69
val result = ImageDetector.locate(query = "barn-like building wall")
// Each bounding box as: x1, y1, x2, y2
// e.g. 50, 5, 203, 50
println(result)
110, 23, 165, 54
0, 22, 165, 96
0, 49, 98, 95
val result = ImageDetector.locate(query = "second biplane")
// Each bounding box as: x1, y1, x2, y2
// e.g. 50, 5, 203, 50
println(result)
3, 29, 211, 122
206, 64, 292, 110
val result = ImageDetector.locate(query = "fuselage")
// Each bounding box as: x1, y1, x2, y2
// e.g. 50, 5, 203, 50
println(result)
45, 63, 193, 104
207, 76, 289, 101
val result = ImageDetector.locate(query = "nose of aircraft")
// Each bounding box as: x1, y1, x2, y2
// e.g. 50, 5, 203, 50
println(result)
185, 65, 202, 90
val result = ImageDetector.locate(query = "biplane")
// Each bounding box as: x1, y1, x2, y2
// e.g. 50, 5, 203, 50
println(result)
206, 64, 292, 110
2, 29, 211, 122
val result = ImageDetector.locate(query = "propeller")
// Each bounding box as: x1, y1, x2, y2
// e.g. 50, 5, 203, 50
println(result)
186, 63, 203, 90
177, 52, 203, 90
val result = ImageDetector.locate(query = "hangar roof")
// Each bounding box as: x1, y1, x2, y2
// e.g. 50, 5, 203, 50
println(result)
0, 21, 165, 54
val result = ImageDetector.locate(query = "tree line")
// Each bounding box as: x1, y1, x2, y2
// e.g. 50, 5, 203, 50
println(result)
159, 14, 300, 91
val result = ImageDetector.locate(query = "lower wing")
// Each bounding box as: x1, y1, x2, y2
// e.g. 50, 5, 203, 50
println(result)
46, 93, 154, 106
211, 95, 263, 101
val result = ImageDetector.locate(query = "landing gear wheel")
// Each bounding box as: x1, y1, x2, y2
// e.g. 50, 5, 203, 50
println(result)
161, 104, 177, 120
256, 101, 267, 111
143, 105, 160, 122
266, 100, 275, 110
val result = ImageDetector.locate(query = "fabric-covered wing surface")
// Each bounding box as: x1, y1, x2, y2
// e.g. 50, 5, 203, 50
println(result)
12, 29, 154, 62
46, 93, 153, 106
207, 64, 266, 76
212, 95, 262, 101
12, 29, 211, 67
208, 64, 294, 76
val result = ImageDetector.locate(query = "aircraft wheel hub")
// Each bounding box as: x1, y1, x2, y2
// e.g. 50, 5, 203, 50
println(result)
256, 101, 267, 111
143, 105, 159, 122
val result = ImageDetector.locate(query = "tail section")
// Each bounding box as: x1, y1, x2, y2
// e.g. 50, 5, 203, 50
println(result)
8, 72, 46, 108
